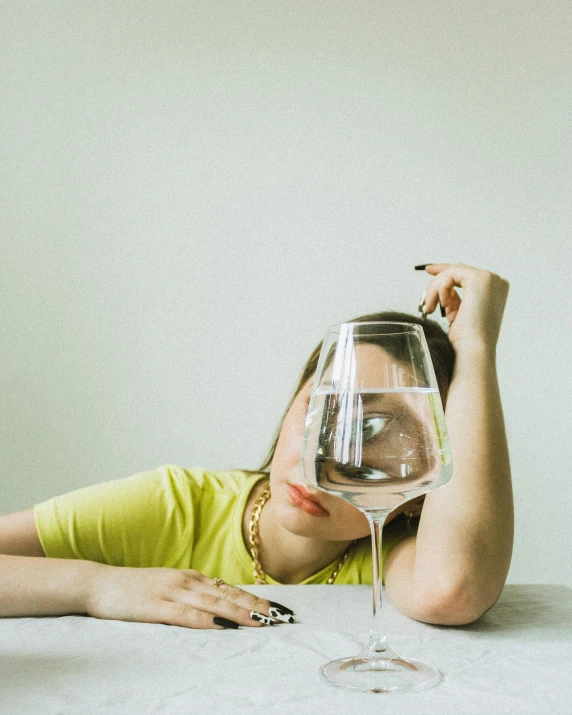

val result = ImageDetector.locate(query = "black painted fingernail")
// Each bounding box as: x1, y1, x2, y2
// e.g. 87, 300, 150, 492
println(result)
269, 601, 295, 615
213, 616, 240, 629
415, 264, 433, 270
439, 302, 446, 317
269, 607, 295, 624
250, 611, 275, 625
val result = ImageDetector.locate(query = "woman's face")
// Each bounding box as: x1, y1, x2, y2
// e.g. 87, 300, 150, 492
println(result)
269, 346, 428, 541
269, 374, 372, 541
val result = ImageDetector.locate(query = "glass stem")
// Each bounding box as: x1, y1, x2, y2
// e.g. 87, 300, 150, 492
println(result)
365, 511, 396, 657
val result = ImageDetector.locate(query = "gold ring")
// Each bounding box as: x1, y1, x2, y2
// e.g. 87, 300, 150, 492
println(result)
213, 577, 225, 588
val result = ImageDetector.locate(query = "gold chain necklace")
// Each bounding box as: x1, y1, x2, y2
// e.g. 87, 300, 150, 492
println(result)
247, 479, 357, 585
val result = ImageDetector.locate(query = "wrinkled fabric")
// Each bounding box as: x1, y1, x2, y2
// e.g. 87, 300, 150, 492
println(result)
1, 584, 570, 714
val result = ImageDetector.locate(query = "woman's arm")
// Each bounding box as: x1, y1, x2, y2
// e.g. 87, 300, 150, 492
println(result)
385, 263, 513, 625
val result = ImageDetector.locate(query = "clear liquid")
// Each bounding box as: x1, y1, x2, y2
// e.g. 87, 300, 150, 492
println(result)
301, 388, 452, 510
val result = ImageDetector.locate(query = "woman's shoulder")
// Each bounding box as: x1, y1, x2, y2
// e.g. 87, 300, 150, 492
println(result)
152, 464, 267, 497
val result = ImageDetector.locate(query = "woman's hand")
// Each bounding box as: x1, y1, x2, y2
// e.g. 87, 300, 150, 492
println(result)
86, 564, 293, 629
420, 263, 510, 355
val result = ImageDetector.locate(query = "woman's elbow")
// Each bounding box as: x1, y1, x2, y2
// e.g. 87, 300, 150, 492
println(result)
411, 581, 500, 626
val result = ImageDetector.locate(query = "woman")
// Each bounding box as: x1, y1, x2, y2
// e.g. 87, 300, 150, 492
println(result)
0, 263, 512, 631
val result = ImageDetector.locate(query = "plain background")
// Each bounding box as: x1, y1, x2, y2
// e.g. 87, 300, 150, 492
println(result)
1, 2, 571, 587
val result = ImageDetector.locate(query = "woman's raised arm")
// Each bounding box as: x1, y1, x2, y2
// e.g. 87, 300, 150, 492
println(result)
385, 263, 513, 625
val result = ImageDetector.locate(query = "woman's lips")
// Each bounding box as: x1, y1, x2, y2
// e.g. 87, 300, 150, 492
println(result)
286, 484, 329, 517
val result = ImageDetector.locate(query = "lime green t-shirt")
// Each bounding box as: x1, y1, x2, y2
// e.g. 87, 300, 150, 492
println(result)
33, 464, 417, 585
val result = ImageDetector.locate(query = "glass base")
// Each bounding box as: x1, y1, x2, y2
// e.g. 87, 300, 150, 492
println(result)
320, 654, 441, 694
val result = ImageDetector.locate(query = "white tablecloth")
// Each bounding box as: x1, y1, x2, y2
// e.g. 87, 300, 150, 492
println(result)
1, 584, 571, 714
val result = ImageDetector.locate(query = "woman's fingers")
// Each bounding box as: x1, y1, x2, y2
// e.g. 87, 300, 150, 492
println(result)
177, 571, 295, 628
419, 264, 463, 321
437, 284, 462, 320
421, 274, 461, 322
156, 600, 238, 630
427, 274, 456, 314
440, 287, 462, 320
169, 588, 266, 628
186, 572, 275, 614
422, 264, 471, 314
418, 262, 510, 350
201, 580, 280, 624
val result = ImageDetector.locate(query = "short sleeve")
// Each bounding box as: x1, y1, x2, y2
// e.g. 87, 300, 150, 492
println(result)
33, 464, 197, 568
382, 515, 418, 583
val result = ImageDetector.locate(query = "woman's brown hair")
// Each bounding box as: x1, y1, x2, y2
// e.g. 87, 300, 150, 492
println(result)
239, 311, 455, 476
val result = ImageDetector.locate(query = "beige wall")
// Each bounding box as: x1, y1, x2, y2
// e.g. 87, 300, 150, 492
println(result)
1, 1, 570, 585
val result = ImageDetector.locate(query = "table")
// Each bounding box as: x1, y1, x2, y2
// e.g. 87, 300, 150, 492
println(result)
1, 584, 571, 714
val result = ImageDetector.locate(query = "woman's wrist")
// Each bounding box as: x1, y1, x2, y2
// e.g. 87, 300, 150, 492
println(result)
451, 337, 497, 370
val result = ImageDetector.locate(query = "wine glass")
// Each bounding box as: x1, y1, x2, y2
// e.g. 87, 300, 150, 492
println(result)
300, 321, 452, 693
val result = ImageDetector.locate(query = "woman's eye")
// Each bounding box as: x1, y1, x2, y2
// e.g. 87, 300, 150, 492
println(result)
361, 415, 391, 441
